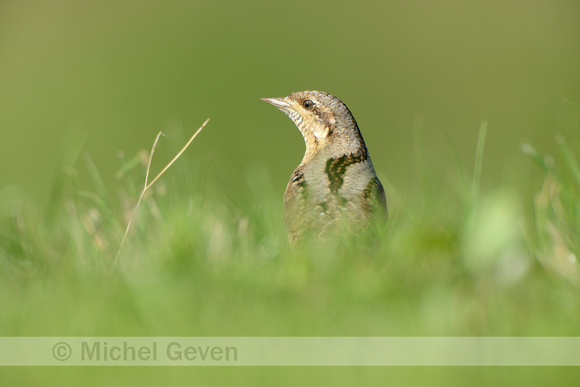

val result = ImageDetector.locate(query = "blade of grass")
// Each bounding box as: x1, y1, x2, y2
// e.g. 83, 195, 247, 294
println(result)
563, 98, 580, 107
83, 153, 115, 225
521, 143, 551, 172
446, 133, 468, 194
471, 120, 487, 209
115, 151, 146, 179
556, 135, 580, 191
46, 130, 88, 225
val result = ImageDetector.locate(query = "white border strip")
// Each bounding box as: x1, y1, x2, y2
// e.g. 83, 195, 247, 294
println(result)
1, 337, 578, 366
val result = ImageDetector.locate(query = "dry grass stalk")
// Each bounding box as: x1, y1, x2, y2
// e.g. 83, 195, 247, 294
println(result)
113, 118, 210, 266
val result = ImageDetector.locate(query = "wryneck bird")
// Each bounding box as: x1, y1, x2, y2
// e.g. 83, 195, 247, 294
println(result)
262, 90, 387, 245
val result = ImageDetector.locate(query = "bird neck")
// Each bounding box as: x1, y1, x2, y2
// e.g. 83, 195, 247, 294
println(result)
301, 135, 366, 166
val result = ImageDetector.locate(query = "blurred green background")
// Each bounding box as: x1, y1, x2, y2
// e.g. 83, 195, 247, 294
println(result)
2, 2, 580, 385
1, 0, 579, 202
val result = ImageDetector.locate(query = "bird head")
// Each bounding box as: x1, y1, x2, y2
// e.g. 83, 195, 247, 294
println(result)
262, 91, 364, 155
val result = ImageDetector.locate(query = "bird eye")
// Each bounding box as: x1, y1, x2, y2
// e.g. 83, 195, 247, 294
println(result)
302, 99, 314, 110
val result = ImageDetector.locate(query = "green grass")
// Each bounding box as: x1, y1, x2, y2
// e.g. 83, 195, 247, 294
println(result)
1, 129, 580, 385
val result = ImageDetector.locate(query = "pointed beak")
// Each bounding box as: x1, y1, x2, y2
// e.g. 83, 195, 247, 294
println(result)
261, 97, 290, 110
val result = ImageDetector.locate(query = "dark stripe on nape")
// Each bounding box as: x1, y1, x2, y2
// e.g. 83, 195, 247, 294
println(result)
325, 147, 368, 194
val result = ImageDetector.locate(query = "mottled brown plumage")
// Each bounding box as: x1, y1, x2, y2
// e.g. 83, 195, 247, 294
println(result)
262, 90, 387, 244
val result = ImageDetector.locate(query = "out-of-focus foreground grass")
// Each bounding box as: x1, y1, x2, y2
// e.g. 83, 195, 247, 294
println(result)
1, 123, 580, 385
2, 1, 580, 384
